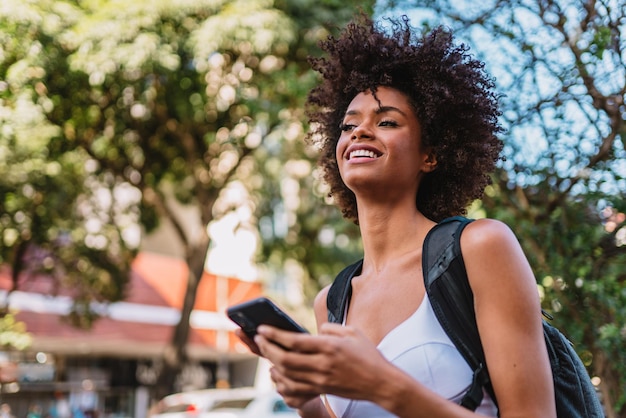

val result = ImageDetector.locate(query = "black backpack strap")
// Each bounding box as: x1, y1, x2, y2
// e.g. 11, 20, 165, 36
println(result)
327, 260, 363, 324
422, 216, 498, 411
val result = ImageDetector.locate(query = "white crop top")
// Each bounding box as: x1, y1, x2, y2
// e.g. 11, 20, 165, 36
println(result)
324, 295, 498, 417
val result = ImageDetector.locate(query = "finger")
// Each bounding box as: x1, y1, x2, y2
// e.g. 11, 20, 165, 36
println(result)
254, 333, 283, 358
254, 333, 316, 370
234, 328, 262, 356
257, 325, 332, 354
270, 366, 321, 400
256, 325, 306, 351
256, 334, 331, 379
254, 333, 300, 371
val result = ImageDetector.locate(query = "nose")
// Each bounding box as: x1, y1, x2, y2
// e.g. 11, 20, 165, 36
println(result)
351, 121, 373, 140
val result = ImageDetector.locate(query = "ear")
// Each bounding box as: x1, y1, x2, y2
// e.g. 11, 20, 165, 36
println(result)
422, 151, 437, 173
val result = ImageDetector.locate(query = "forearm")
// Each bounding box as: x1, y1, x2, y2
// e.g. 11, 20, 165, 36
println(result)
372, 364, 475, 418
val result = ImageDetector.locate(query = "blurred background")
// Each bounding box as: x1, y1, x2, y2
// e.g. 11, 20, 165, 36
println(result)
0, 0, 624, 417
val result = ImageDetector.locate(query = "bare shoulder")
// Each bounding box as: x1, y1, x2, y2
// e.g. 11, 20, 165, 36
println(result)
461, 217, 518, 251
460, 217, 536, 293
313, 284, 331, 328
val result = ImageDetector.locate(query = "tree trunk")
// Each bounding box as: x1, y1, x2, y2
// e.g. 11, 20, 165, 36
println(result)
594, 350, 623, 418
153, 234, 210, 400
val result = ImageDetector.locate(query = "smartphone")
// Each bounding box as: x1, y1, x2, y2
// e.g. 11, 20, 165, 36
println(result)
227, 297, 308, 339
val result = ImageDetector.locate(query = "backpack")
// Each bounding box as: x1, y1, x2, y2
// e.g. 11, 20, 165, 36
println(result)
326, 216, 605, 417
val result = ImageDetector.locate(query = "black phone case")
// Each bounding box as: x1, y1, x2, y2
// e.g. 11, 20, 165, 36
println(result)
227, 297, 308, 338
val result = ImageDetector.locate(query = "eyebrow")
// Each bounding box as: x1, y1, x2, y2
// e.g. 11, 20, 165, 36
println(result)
344, 105, 409, 118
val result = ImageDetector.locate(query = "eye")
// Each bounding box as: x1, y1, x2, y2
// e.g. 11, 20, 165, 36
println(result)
339, 123, 356, 132
379, 119, 398, 127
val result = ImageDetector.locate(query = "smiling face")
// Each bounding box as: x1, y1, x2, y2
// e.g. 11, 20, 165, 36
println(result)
336, 87, 435, 202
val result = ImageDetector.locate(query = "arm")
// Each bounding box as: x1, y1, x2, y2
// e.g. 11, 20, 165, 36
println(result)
461, 219, 556, 417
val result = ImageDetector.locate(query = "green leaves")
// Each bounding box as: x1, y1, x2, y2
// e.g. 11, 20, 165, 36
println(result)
400, 1, 626, 411
1, 0, 372, 339
0, 313, 32, 351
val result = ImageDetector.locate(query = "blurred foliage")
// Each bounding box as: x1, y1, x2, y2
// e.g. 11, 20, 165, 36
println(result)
0, 312, 32, 351
0, 0, 373, 397
378, 0, 626, 415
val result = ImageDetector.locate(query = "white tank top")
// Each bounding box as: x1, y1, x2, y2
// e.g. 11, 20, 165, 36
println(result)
324, 295, 498, 417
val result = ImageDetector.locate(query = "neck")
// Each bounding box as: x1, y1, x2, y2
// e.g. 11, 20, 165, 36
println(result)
356, 203, 435, 274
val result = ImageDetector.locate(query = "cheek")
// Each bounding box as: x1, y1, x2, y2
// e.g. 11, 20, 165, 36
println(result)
335, 138, 348, 178
335, 135, 348, 162
398, 135, 422, 158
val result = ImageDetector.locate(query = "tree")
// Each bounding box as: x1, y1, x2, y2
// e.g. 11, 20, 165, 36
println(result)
380, 0, 626, 415
0, 0, 135, 327
0, 313, 32, 351
0, 0, 373, 400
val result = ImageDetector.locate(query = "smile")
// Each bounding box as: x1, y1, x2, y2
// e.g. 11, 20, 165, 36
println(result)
349, 149, 379, 159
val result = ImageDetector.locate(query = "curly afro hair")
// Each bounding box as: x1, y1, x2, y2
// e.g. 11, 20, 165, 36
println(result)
306, 13, 503, 223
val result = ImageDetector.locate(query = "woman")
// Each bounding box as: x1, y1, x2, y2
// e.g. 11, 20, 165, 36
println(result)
238, 13, 556, 417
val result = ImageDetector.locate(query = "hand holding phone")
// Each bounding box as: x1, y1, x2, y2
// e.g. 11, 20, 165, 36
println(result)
227, 297, 308, 340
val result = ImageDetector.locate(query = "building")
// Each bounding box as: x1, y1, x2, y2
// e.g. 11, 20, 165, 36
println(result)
0, 251, 263, 418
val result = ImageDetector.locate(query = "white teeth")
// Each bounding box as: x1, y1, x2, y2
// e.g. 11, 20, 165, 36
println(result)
349, 149, 377, 159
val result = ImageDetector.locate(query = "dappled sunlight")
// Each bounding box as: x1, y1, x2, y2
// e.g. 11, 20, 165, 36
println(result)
206, 213, 258, 282
206, 182, 259, 282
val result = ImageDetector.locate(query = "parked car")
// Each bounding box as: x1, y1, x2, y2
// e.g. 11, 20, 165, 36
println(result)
202, 390, 298, 417
151, 387, 298, 418
152, 387, 257, 418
